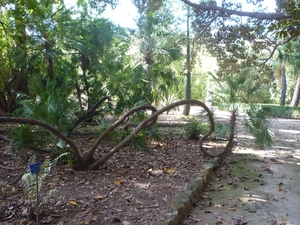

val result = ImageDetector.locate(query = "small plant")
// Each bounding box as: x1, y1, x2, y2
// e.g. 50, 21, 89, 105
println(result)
21, 153, 69, 210
0, 181, 18, 197
12, 124, 34, 151
182, 117, 210, 140
214, 122, 230, 139
22, 156, 52, 207
159, 93, 180, 114
245, 105, 274, 148
97, 118, 117, 141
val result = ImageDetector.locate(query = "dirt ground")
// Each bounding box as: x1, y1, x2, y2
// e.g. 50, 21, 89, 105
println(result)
0, 109, 227, 225
1, 110, 299, 225
182, 117, 300, 225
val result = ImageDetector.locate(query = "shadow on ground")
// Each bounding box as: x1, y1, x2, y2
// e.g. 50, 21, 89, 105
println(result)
182, 117, 300, 225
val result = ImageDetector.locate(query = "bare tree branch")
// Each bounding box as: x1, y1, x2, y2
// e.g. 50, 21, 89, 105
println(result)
181, 0, 291, 20
0, 134, 51, 153
68, 96, 110, 132
258, 35, 297, 65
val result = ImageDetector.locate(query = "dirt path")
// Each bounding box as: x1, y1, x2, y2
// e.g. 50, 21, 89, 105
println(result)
182, 117, 300, 225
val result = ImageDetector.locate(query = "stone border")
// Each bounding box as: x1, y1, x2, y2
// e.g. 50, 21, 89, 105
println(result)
161, 152, 228, 225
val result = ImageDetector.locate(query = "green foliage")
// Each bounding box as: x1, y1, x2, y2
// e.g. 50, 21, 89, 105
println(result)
21, 153, 70, 208
212, 70, 266, 112
260, 104, 300, 119
214, 122, 230, 139
22, 156, 52, 207
97, 118, 117, 141
12, 124, 33, 151
182, 117, 210, 140
124, 110, 159, 149
158, 92, 180, 113
245, 105, 274, 148
15, 75, 76, 132
0, 181, 18, 198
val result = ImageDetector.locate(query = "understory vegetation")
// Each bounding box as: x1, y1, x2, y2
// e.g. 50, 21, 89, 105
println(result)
1, 0, 300, 222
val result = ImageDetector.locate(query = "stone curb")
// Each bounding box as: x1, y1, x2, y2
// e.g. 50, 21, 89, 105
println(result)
161, 153, 228, 225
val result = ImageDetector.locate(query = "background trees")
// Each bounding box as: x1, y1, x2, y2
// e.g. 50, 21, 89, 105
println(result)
0, 0, 300, 168
181, 0, 300, 106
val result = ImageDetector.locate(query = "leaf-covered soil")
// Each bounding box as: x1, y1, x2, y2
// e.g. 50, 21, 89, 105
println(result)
182, 117, 300, 225
0, 112, 229, 225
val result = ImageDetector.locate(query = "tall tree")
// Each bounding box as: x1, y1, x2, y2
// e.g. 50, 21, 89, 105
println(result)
178, 0, 300, 106
130, 0, 183, 105
183, 6, 191, 115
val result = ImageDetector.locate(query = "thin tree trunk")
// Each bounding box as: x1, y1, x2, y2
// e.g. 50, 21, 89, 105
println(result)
45, 41, 54, 79
183, 6, 191, 115
280, 64, 286, 106
81, 54, 91, 109
290, 76, 300, 107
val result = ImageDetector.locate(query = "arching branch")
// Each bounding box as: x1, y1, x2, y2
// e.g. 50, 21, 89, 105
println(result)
84, 105, 157, 165
88, 100, 215, 170
68, 96, 111, 132
0, 117, 83, 168
181, 0, 291, 20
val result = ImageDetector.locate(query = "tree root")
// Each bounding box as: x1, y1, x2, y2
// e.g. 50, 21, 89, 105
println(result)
199, 110, 236, 157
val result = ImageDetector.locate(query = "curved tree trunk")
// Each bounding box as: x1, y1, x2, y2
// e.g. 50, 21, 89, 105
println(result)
290, 76, 300, 107
0, 90, 8, 116
89, 99, 215, 170
0, 117, 84, 169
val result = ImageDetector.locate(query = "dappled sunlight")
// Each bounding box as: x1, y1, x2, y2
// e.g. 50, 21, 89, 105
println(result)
239, 194, 268, 203
237, 133, 255, 140
134, 181, 151, 189
278, 129, 300, 134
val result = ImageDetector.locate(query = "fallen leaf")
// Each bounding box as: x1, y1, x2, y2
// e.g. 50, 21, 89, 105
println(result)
166, 168, 174, 173
228, 207, 236, 211
69, 200, 77, 205
136, 200, 144, 205
277, 187, 282, 191
115, 179, 123, 185
92, 209, 99, 216
94, 195, 104, 200
280, 196, 285, 199
80, 222, 89, 225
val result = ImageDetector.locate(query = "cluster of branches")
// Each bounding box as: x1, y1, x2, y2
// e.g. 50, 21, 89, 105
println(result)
181, 0, 299, 65
0, 99, 236, 170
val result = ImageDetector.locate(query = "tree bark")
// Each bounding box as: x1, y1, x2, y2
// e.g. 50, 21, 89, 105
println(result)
290, 76, 300, 107
89, 99, 215, 170
181, 0, 291, 20
280, 64, 286, 106
183, 6, 191, 116
0, 117, 84, 169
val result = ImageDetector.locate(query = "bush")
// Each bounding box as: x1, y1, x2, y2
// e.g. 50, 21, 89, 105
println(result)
260, 104, 300, 119
245, 105, 274, 148
182, 117, 210, 140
